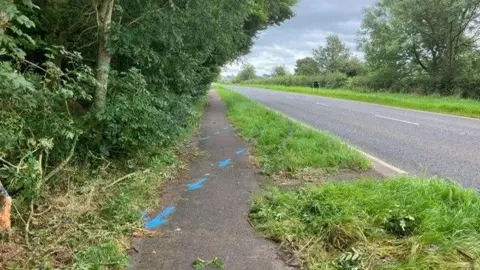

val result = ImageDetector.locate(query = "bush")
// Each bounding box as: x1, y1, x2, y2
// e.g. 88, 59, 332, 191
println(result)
0, 54, 95, 204
324, 72, 348, 88
89, 68, 197, 157
454, 76, 480, 99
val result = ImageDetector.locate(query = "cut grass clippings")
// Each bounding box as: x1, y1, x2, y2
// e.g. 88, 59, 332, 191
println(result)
240, 84, 480, 119
250, 178, 480, 269
216, 86, 370, 175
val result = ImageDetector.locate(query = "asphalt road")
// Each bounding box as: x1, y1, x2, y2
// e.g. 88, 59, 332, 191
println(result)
228, 85, 480, 189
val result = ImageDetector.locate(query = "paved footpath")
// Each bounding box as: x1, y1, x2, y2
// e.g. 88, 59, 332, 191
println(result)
129, 90, 289, 269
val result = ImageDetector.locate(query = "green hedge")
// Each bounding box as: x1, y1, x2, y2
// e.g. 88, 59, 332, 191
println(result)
243, 72, 348, 89
241, 73, 480, 99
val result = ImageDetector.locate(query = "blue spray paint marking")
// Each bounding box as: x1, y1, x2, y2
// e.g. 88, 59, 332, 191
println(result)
236, 149, 247, 155
219, 159, 232, 168
188, 177, 208, 191
145, 206, 176, 229
200, 136, 211, 141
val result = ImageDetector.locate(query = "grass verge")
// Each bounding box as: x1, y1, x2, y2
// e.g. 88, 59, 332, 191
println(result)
250, 178, 480, 269
3, 98, 206, 269
240, 84, 480, 118
216, 86, 369, 175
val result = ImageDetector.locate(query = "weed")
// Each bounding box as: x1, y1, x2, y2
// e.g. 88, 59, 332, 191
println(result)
383, 210, 418, 238
192, 257, 225, 269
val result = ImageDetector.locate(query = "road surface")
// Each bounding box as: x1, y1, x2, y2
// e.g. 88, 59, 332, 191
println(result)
227, 86, 480, 189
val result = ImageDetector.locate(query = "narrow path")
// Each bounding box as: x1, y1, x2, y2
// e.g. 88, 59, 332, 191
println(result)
129, 90, 289, 269
227, 85, 480, 188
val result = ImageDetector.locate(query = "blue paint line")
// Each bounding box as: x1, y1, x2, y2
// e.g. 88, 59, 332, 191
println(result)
145, 206, 176, 229
200, 136, 211, 141
219, 159, 232, 168
188, 177, 208, 191
236, 149, 247, 155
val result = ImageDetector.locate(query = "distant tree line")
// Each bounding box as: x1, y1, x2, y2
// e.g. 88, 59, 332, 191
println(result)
233, 0, 480, 99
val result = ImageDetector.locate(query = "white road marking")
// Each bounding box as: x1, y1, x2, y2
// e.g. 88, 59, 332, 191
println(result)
262, 107, 408, 177
316, 102, 330, 107
375, 115, 420, 126
357, 150, 408, 176
287, 96, 294, 99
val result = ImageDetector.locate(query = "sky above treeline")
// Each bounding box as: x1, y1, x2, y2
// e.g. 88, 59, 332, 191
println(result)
222, 0, 375, 77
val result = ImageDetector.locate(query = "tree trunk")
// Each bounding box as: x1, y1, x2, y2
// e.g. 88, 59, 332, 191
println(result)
93, 0, 115, 112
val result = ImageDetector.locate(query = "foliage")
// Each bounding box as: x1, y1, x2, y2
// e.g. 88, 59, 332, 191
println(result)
241, 73, 348, 89
233, 64, 258, 82
192, 257, 225, 269
272, 65, 288, 77
250, 177, 480, 269
217, 86, 369, 174
294, 57, 320, 76
360, 0, 480, 96
313, 35, 351, 73
340, 57, 365, 77
90, 68, 196, 156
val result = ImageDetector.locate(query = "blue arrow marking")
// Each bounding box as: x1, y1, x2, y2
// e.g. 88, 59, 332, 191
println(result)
187, 177, 208, 191
145, 206, 176, 229
219, 159, 232, 168
236, 149, 247, 155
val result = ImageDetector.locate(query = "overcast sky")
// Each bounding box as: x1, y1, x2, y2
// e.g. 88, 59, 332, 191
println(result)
222, 0, 375, 76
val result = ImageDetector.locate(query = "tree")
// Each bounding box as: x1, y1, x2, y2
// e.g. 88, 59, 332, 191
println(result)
272, 65, 288, 77
235, 64, 257, 81
93, 0, 115, 112
313, 35, 351, 73
360, 0, 480, 93
340, 57, 366, 77
294, 57, 319, 75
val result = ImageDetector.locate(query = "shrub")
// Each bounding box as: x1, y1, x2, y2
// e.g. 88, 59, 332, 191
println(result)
324, 72, 348, 88
242, 73, 348, 89
89, 68, 197, 157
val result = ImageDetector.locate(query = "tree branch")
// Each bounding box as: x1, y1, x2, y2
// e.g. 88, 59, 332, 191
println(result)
44, 136, 78, 182
411, 42, 430, 73
126, 3, 168, 27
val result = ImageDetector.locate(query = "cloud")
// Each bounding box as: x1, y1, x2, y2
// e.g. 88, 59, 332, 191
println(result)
222, 0, 375, 76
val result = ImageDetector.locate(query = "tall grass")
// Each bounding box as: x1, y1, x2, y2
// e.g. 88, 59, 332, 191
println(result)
216, 86, 370, 174
251, 177, 480, 269
241, 84, 480, 118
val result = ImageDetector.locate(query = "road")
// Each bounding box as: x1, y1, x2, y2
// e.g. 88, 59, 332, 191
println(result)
227, 86, 480, 189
